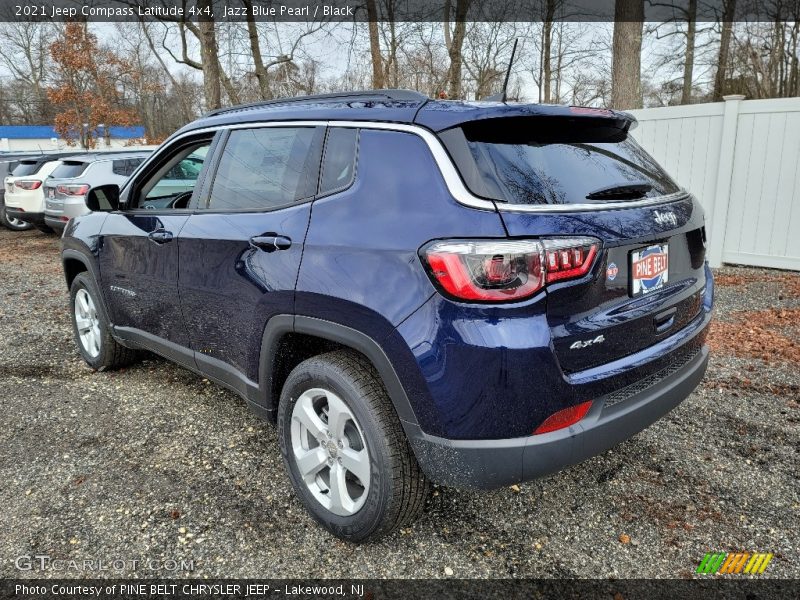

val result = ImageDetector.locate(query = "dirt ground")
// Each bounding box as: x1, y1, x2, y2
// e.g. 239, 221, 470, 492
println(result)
0, 228, 797, 579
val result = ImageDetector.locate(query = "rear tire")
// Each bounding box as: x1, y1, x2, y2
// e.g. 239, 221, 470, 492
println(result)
69, 272, 139, 371
278, 350, 428, 542
0, 197, 33, 231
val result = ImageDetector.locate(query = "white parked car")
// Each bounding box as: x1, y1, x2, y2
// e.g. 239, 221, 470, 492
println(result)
4, 153, 81, 232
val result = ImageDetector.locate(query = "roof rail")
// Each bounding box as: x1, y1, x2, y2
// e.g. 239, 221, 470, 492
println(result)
203, 89, 429, 118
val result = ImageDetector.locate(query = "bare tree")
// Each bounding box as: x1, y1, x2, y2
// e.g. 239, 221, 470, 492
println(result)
445, 0, 470, 98
611, 0, 644, 109
0, 22, 56, 123
713, 0, 737, 100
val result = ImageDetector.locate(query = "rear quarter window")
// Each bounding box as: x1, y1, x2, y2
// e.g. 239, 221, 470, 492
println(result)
440, 117, 680, 206
50, 161, 89, 179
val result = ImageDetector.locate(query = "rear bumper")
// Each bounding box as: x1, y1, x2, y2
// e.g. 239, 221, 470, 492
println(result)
408, 341, 709, 489
44, 215, 67, 232
6, 208, 45, 226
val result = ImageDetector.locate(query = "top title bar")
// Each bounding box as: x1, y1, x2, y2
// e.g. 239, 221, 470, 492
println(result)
1, 0, 797, 23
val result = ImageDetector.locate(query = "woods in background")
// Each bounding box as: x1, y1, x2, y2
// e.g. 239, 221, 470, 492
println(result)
0, 0, 797, 145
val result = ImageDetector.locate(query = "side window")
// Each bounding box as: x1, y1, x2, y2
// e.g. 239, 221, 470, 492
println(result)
208, 127, 321, 211
112, 159, 141, 177
137, 143, 211, 209
319, 127, 358, 195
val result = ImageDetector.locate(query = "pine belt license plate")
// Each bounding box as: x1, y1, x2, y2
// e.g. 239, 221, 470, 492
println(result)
630, 243, 669, 296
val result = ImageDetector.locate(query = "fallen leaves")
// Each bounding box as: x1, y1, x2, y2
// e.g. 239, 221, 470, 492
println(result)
707, 308, 800, 364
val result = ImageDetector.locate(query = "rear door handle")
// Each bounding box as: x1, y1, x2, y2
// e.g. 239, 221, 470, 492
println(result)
250, 235, 292, 252
148, 230, 174, 244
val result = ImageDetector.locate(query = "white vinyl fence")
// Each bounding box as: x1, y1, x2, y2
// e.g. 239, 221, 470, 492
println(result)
629, 96, 800, 271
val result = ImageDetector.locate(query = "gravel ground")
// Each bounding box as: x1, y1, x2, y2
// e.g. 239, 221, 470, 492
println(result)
0, 228, 797, 579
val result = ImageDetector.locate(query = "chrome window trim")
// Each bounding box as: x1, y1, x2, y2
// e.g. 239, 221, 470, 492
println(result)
146, 120, 689, 213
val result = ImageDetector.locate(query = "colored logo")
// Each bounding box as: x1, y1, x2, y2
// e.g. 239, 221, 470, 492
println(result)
696, 552, 774, 575
632, 245, 669, 293
606, 262, 618, 281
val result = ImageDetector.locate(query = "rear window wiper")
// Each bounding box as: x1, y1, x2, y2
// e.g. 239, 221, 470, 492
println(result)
586, 182, 652, 201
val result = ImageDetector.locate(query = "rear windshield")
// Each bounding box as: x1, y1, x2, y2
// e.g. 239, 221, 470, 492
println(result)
440, 117, 680, 205
51, 161, 89, 179
11, 161, 41, 177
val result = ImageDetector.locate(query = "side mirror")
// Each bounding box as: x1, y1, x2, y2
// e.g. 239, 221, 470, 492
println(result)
86, 184, 120, 212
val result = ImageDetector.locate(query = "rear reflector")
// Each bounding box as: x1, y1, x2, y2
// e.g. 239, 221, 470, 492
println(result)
533, 400, 593, 435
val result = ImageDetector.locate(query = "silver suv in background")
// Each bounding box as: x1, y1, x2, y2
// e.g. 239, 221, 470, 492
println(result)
44, 151, 152, 232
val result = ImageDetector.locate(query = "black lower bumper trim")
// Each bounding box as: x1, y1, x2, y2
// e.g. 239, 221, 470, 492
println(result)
408, 345, 709, 489
6, 209, 46, 226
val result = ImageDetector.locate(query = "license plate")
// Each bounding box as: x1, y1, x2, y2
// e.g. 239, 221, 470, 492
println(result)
630, 243, 669, 295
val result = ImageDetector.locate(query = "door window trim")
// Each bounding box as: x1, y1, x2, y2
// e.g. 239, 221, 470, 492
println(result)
119, 131, 221, 214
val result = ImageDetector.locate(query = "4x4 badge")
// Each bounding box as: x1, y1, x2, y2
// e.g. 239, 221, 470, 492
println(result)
570, 335, 605, 350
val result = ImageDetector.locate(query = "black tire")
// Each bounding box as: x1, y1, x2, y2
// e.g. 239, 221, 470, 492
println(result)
69, 272, 139, 371
0, 196, 33, 231
34, 223, 54, 234
278, 350, 429, 542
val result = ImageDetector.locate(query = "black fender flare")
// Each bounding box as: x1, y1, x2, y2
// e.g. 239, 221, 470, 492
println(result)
258, 315, 419, 429
61, 248, 115, 328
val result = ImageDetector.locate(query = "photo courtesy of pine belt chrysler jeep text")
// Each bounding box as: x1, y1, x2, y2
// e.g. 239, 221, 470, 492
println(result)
60, 90, 714, 542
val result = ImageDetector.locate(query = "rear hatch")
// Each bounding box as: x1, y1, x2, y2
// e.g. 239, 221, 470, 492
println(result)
44, 160, 91, 214
437, 112, 707, 373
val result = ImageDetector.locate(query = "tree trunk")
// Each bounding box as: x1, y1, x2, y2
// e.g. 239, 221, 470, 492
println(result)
366, 0, 384, 88
197, 0, 221, 110
713, 0, 736, 101
681, 0, 697, 104
611, 0, 644, 109
243, 0, 270, 99
447, 0, 469, 99
542, 0, 555, 103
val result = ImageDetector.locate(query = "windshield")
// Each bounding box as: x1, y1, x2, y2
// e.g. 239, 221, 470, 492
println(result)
440, 117, 680, 205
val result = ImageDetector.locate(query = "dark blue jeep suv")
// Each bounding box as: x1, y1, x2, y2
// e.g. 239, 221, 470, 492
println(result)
61, 90, 713, 542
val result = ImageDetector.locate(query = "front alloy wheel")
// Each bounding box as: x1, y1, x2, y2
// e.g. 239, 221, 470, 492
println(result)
74, 288, 101, 358
69, 272, 140, 371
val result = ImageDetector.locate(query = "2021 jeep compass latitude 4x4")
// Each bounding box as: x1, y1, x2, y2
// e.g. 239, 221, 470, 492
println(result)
61, 90, 713, 542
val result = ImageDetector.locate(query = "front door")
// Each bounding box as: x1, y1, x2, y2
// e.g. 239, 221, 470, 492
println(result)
98, 136, 216, 363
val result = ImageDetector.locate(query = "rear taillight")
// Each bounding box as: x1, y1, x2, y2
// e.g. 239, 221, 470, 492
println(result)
422, 237, 600, 303
533, 400, 593, 434
15, 180, 42, 190
543, 238, 599, 283
57, 184, 90, 196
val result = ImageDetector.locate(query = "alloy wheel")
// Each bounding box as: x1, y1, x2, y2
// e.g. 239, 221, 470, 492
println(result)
74, 288, 101, 358
290, 387, 371, 516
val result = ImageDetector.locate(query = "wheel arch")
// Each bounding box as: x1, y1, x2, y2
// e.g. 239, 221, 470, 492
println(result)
259, 315, 419, 431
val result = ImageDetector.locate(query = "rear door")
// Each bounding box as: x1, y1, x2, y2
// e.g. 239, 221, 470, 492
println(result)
98, 134, 217, 364
178, 125, 325, 385
439, 116, 708, 372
